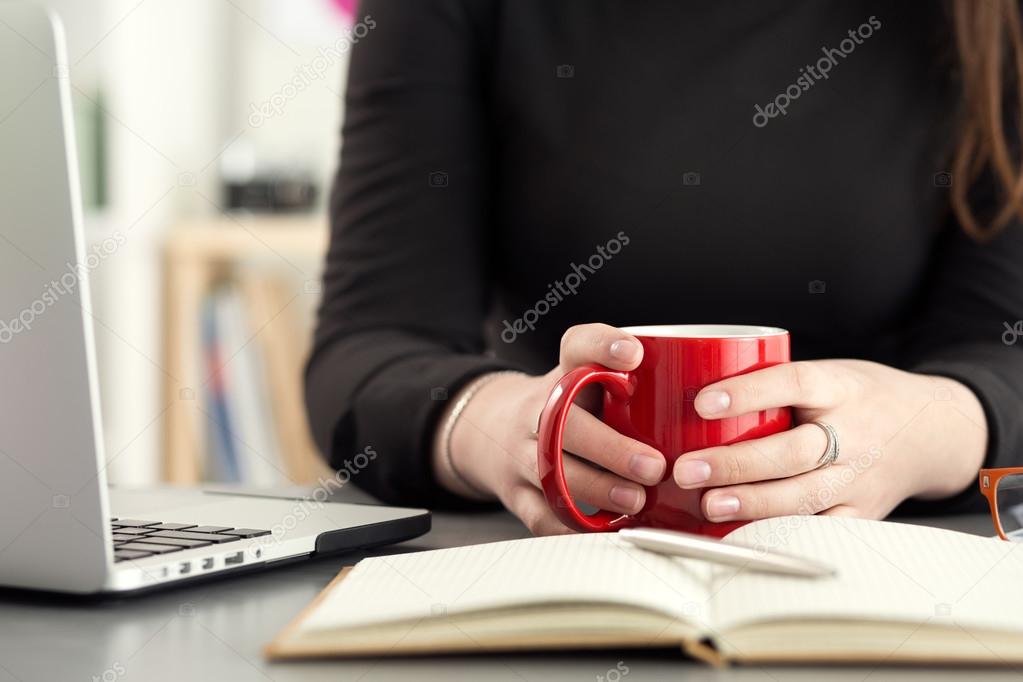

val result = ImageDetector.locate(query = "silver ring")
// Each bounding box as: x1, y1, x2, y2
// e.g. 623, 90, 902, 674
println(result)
810, 421, 839, 470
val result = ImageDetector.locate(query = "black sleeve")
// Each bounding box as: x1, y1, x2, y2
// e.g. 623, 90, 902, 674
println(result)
304, 0, 514, 509
896, 199, 1023, 515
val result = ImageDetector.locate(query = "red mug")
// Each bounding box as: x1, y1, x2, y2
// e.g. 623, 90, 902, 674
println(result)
537, 324, 792, 536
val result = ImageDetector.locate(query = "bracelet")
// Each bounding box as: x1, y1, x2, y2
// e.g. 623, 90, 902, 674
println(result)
440, 370, 525, 500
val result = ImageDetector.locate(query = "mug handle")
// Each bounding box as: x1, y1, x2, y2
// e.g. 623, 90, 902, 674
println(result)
536, 363, 637, 532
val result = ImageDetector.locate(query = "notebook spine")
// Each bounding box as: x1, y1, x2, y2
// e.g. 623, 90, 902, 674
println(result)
681, 638, 727, 668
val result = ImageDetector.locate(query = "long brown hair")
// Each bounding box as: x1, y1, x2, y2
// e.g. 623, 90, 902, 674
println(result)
951, 0, 1023, 240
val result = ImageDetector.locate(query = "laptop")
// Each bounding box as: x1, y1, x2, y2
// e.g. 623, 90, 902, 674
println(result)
0, 3, 430, 595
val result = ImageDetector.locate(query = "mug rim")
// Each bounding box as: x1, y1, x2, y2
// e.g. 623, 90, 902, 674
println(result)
621, 324, 788, 339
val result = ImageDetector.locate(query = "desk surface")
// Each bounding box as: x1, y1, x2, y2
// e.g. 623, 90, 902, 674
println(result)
0, 488, 1014, 682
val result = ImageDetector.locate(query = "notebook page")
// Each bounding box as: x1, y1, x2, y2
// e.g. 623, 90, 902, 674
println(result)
297, 533, 715, 635
710, 516, 1023, 634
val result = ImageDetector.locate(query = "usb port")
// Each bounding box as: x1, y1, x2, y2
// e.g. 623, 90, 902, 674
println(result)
179, 562, 191, 575
224, 551, 244, 566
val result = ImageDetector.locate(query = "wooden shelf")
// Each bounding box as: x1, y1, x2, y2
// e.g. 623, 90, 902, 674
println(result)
161, 215, 331, 485
165, 215, 328, 261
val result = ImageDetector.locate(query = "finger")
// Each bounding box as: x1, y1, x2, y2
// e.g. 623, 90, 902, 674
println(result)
700, 466, 850, 522
563, 406, 665, 485
505, 485, 575, 536
820, 504, 860, 518
558, 323, 643, 371
673, 423, 830, 489
561, 453, 647, 515
694, 361, 842, 419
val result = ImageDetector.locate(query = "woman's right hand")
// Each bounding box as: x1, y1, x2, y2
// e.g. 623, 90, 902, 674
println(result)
432, 323, 668, 535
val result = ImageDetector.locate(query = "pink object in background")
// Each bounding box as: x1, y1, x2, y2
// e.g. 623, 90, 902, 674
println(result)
329, 0, 359, 23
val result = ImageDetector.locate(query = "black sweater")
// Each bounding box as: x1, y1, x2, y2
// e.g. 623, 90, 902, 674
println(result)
305, 0, 1023, 515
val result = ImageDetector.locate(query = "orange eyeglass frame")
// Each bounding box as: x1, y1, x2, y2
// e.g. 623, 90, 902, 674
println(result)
979, 467, 1023, 541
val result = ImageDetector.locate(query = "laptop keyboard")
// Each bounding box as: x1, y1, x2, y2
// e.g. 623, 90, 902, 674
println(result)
110, 518, 270, 562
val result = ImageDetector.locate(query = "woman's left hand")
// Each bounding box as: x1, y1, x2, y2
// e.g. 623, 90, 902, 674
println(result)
673, 359, 989, 522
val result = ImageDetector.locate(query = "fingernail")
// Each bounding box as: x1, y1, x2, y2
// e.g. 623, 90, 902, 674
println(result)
609, 485, 643, 513
706, 495, 740, 520
675, 459, 711, 487
609, 339, 640, 362
695, 390, 730, 416
628, 453, 665, 484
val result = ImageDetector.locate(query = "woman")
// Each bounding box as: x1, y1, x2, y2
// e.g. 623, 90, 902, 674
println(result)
305, 0, 1023, 535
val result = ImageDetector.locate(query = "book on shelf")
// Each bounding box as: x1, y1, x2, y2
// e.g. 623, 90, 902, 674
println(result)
212, 283, 285, 485
194, 274, 328, 485
266, 516, 1023, 665
200, 292, 240, 482
237, 273, 327, 483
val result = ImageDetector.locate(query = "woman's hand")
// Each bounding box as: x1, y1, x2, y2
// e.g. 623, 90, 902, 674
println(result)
674, 359, 989, 522
432, 324, 667, 535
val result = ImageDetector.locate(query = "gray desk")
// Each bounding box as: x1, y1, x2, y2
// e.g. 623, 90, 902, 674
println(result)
0, 488, 1014, 682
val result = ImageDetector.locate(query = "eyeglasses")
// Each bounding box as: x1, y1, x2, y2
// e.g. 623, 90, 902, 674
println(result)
979, 468, 1023, 541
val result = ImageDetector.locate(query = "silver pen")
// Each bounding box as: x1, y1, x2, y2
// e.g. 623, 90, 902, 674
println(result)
618, 527, 836, 578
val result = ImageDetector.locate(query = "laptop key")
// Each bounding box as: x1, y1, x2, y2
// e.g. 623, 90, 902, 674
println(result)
147, 523, 197, 531
114, 549, 153, 561
133, 536, 212, 549
220, 528, 271, 538
187, 525, 233, 534
149, 530, 240, 544
110, 519, 161, 528
118, 542, 183, 555
111, 534, 138, 543
111, 527, 158, 536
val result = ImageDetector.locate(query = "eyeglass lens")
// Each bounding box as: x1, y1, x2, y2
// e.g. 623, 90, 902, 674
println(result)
996, 473, 1023, 541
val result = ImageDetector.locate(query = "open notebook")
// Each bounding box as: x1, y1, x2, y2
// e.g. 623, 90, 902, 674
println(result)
265, 516, 1023, 665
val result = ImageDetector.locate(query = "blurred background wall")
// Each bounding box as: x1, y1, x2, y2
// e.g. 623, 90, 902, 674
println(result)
21, 0, 356, 486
